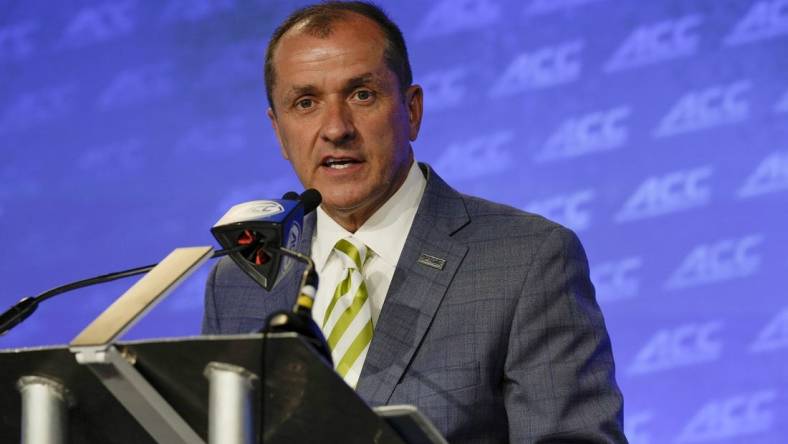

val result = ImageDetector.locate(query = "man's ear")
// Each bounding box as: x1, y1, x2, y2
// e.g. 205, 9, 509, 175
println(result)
267, 107, 289, 160
405, 84, 423, 141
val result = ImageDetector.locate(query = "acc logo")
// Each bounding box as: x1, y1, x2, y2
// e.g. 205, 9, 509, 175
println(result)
0, 169, 41, 212
160, 0, 236, 23
433, 131, 512, 181
738, 151, 788, 198
286, 222, 300, 249
524, 189, 594, 232
751, 307, 788, 353
605, 15, 702, 72
524, 0, 601, 15
176, 116, 246, 154
592, 256, 642, 303
490, 40, 583, 96
277, 221, 301, 282
215, 199, 286, 227
198, 40, 259, 88
0, 85, 74, 133
677, 390, 777, 442
616, 166, 712, 222
725, 0, 788, 46
536, 106, 630, 162
654, 81, 751, 138
0, 21, 37, 61
777, 90, 788, 112
97, 63, 175, 111
249, 201, 284, 218
420, 67, 468, 111
58, 0, 136, 48
625, 412, 653, 444
77, 139, 143, 174
216, 177, 298, 216
629, 321, 723, 374
666, 234, 763, 289
416, 0, 500, 38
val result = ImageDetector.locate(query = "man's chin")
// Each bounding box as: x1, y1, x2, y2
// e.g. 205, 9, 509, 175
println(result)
320, 198, 367, 215
319, 192, 379, 220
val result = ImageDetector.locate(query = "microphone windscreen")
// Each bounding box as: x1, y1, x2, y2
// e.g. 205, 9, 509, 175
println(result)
281, 191, 299, 200
300, 189, 322, 214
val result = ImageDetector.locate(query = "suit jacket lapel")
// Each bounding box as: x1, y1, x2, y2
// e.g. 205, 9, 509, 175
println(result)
356, 164, 470, 405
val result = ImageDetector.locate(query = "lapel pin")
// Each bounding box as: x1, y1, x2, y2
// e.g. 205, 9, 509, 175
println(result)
417, 253, 446, 270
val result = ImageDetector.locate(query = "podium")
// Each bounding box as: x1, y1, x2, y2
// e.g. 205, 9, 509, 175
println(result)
0, 247, 446, 443
1, 334, 412, 443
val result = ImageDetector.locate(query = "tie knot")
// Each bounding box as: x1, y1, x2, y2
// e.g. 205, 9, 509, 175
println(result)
333, 237, 368, 270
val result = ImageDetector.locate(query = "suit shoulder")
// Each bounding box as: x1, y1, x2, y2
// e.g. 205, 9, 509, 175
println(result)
459, 193, 570, 237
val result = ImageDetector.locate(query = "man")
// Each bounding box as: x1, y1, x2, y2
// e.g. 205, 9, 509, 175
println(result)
203, 2, 626, 442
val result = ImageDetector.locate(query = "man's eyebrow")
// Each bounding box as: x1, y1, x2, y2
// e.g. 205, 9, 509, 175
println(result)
342, 73, 379, 93
285, 73, 382, 100
287, 84, 319, 99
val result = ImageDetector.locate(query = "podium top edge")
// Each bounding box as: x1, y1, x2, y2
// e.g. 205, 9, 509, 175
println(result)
3, 332, 302, 353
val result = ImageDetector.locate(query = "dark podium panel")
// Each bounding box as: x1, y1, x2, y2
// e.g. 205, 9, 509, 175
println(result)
0, 346, 152, 443
0, 333, 406, 443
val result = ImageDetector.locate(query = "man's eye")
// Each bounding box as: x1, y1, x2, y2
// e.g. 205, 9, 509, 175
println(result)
354, 90, 374, 101
296, 98, 314, 109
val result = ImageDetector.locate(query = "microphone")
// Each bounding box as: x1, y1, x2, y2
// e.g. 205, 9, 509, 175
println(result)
0, 297, 38, 336
211, 190, 321, 291
213, 189, 332, 363
281, 191, 299, 201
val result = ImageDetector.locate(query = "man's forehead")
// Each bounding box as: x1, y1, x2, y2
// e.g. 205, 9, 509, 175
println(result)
271, 17, 392, 97
272, 12, 387, 64
283, 11, 384, 41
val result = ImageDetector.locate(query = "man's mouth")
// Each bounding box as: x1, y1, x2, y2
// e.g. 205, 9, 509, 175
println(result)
322, 157, 361, 170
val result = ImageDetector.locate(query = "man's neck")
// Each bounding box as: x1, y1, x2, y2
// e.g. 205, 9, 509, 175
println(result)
323, 209, 369, 233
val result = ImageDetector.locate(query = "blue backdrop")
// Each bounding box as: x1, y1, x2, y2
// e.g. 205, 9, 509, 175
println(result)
1, 0, 787, 442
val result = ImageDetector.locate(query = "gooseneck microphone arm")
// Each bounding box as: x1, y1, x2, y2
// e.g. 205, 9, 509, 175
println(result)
0, 245, 248, 336
261, 245, 331, 365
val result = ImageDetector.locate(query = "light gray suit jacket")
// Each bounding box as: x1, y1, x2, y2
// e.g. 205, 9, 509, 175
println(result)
203, 164, 626, 443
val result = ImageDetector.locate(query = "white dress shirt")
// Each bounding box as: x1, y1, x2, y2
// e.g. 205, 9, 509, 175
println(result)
310, 161, 427, 385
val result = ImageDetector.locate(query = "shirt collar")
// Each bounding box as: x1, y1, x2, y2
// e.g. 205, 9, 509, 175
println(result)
312, 160, 427, 271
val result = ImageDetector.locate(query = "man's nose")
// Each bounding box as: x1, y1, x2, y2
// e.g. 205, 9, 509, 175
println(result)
320, 99, 356, 145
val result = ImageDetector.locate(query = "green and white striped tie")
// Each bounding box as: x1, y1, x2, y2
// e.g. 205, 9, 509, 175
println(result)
323, 237, 374, 387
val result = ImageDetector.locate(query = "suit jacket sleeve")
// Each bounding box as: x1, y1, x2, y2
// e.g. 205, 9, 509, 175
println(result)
504, 226, 626, 443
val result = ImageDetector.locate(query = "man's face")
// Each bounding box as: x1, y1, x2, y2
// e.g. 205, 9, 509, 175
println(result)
267, 14, 422, 231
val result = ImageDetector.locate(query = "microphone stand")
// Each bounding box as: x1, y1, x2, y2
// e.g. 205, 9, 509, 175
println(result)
255, 246, 331, 444
261, 246, 332, 365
